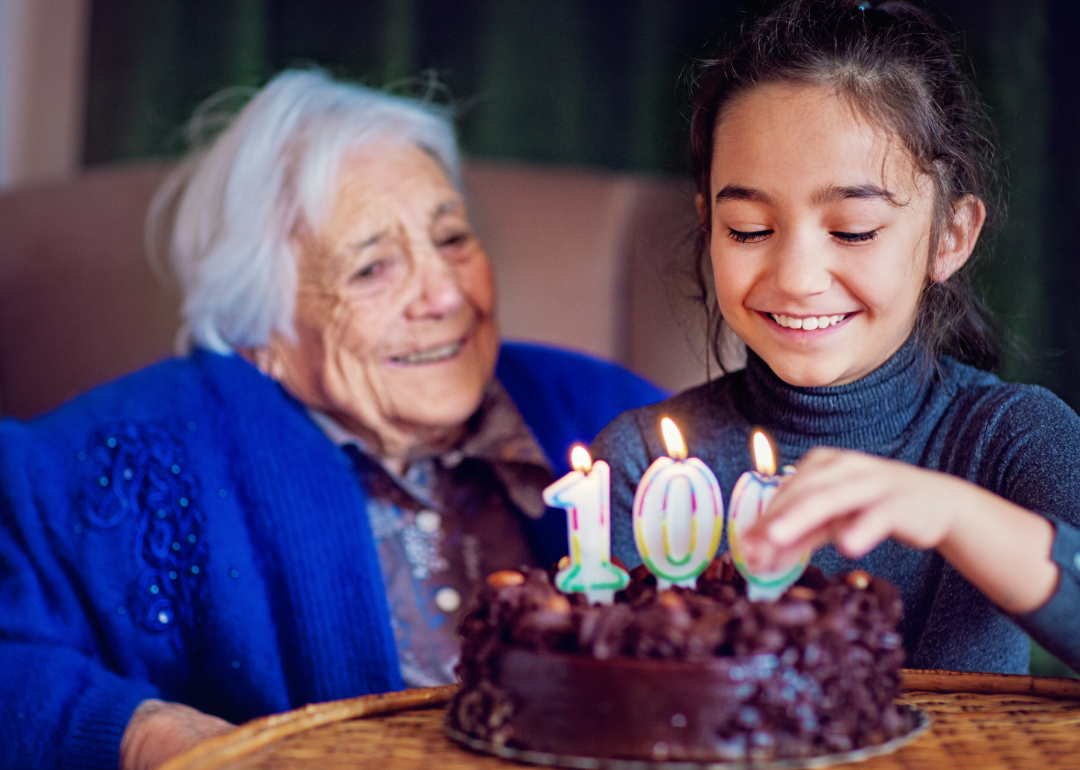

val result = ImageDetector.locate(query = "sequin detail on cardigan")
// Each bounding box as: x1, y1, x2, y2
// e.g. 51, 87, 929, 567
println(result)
80, 423, 207, 633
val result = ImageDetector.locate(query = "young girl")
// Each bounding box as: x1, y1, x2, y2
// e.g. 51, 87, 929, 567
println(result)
593, 0, 1080, 675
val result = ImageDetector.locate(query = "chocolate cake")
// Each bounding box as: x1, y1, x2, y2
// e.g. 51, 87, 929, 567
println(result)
449, 555, 915, 763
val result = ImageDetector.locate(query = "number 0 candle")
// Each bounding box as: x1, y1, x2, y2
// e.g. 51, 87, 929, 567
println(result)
727, 429, 808, 601
632, 417, 724, 590
542, 445, 629, 605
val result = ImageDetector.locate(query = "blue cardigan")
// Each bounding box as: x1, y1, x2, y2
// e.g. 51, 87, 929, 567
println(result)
0, 342, 664, 770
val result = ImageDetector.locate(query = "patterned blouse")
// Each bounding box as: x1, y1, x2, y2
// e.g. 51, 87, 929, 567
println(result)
310, 381, 555, 687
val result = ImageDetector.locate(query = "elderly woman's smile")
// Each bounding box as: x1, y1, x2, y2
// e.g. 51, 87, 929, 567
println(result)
260, 141, 499, 467
389, 339, 466, 365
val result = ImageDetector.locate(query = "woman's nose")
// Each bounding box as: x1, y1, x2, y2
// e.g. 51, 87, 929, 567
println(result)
405, 249, 465, 319
772, 232, 832, 298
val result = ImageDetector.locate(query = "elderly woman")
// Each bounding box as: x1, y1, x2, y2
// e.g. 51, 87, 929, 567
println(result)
0, 71, 663, 770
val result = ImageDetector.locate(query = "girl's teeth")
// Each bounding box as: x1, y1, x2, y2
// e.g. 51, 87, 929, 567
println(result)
770, 313, 848, 330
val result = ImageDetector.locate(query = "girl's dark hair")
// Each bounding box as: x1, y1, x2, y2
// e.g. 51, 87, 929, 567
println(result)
689, 0, 1003, 371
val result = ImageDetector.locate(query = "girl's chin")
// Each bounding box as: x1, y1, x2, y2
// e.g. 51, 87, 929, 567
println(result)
758, 354, 860, 388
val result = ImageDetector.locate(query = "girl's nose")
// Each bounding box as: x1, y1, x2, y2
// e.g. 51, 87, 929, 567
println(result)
772, 232, 832, 298
405, 248, 465, 319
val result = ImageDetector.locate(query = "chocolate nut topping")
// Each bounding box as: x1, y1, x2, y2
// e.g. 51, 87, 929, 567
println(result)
486, 570, 526, 588
846, 570, 872, 590
451, 559, 913, 761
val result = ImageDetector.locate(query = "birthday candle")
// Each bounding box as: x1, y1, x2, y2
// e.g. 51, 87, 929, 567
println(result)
727, 429, 807, 601
542, 445, 629, 605
632, 417, 724, 590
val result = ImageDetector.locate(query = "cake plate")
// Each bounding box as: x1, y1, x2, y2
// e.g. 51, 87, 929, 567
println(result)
445, 706, 930, 770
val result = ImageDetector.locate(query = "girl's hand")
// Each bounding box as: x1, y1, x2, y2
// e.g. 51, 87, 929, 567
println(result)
740, 448, 961, 566
738, 447, 1059, 614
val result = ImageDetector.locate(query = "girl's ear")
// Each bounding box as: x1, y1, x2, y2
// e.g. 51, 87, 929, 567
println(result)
931, 195, 986, 282
695, 193, 710, 230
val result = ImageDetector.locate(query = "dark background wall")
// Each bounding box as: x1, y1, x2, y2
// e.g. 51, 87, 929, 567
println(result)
82, 0, 1079, 675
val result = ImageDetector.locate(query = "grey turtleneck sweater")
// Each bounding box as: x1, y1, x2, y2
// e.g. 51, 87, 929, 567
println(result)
592, 337, 1080, 674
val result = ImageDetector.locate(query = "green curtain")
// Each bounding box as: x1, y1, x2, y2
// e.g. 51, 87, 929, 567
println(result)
83, 0, 1078, 675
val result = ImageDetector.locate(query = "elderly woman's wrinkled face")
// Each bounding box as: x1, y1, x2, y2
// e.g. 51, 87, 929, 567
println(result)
264, 142, 498, 463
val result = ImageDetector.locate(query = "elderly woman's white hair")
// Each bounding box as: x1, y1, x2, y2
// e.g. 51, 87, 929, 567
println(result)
149, 69, 461, 354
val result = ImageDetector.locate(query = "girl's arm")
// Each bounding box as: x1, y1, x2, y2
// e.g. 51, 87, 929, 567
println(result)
738, 447, 1059, 614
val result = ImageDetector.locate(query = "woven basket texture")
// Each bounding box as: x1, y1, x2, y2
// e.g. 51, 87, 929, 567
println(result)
161, 671, 1080, 770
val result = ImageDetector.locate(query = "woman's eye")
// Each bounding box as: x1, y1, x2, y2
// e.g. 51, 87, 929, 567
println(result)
832, 229, 880, 243
352, 260, 386, 281
728, 228, 772, 244
437, 231, 471, 249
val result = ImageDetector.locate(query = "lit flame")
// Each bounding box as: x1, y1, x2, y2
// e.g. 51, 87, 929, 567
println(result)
751, 430, 776, 476
570, 444, 593, 472
660, 417, 687, 460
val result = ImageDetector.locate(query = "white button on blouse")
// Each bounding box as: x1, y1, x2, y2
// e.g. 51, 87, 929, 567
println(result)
416, 510, 442, 533
434, 586, 461, 613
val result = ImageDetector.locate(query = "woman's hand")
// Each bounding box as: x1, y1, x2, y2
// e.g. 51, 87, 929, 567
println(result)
120, 699, 235, 770
738, 447, 1060, 614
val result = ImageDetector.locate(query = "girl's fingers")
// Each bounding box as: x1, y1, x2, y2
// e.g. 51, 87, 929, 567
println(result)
834, 505, 899, 559
742, 449, 957, 568
766, 470, 892, 546
767, 452, 881, 518
738, 531, 780, 571
740, 513, 849, 571
774, 522, 843, 568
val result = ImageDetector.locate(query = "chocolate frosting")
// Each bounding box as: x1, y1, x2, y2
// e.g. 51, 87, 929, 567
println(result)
450, 557, 913, 761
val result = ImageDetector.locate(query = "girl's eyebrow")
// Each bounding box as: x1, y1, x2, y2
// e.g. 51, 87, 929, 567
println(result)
714, 183, 902, 207
813, 184, 902, 206
715, 185, 772, 205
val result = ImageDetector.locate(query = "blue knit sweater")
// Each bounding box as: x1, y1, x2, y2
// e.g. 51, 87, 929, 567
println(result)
592, 338, 1080, 676
0, 342, 665, 770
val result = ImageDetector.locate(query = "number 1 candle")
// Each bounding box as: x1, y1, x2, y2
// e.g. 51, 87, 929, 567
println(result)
542, 445, 629, 605
632, 417, 724, 590
727, 429, 808, 601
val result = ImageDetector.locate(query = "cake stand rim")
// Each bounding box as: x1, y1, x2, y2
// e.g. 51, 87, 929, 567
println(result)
443, 705, 930, 770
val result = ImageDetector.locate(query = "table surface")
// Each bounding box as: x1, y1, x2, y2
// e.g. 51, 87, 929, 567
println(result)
160, 670, 1080, 770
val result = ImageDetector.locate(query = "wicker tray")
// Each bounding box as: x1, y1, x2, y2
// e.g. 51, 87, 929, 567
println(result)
160, 670, 1080, 770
